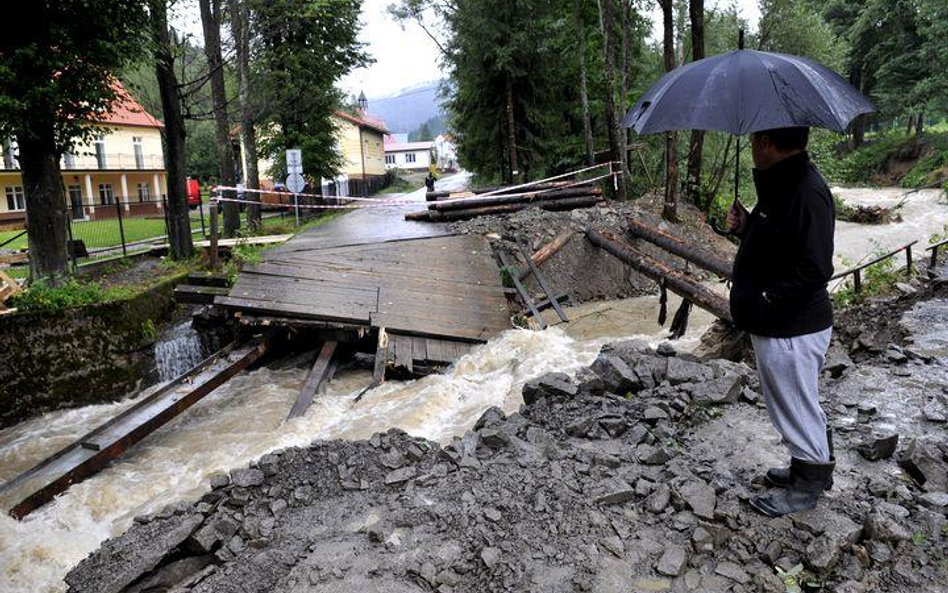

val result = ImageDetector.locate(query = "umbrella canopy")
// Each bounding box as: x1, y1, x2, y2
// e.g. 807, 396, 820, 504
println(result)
623, 49, 874, 135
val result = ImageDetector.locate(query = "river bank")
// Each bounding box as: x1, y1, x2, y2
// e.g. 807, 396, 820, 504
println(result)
63, 264, 948, 593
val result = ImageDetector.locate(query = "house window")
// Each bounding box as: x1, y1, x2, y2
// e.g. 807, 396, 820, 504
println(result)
385, 154, 395, 164
133, 137, 144, 169
405, 153, 416, 163
98, 183, 115, 205
137, 183, 150, 202
68, 185, 84, 218
5, 186, 25, 211
95, 135, 107, 169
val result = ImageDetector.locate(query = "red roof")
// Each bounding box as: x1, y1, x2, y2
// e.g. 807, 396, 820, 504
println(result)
334, 110, 389, 135
91, 81, 163, 129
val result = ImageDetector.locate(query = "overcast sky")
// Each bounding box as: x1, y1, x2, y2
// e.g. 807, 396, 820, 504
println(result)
173, 0, 762, 101
341, 0, 763, 99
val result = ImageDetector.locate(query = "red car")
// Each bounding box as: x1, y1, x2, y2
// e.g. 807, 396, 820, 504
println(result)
186, 178, 201, 209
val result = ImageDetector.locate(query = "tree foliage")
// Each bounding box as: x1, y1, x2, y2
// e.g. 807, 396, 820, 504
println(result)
250, 0, 370, 181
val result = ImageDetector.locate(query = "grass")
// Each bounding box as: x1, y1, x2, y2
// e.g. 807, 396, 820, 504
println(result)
0, 214, 206, 251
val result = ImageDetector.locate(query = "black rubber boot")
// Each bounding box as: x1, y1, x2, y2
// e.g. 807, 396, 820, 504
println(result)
750, 458, 835, 517
765, 427, 834, 490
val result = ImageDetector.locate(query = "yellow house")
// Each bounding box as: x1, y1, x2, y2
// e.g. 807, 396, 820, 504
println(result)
333, 110, 388, 180
237, 108, 389, 200
0, 83, 168, 229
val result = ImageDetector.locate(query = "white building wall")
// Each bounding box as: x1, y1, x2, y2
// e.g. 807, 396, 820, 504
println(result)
385, 149, 432, 171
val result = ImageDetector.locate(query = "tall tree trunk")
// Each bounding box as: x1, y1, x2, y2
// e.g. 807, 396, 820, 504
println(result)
619, 0, 630, 180
505, 74, 520, 183
851, 115, 865, 149
574, 0, 594, 166
229, 0, 260, 230
597, 0, 628, 200
906, 113, 915, 137
199, 0, 238, 237
915, 109, 924, 143
685, 0, 705, 207
151, 0, 193, 260
20, 124, 69, 282
660, 0, 678, 221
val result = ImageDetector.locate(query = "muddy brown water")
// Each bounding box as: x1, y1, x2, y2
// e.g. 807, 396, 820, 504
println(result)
0, 185, 945, 593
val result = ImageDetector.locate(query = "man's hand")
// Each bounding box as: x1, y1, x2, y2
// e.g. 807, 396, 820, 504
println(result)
726, 200, 749, 235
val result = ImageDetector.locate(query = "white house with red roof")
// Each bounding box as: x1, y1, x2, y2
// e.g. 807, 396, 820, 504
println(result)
0, 82, 168, 227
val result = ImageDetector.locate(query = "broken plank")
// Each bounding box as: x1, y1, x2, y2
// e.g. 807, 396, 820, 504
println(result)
286, 340, 338, 420
425, 338, 446, 363
497, 250, 545, 330
3, 337, 271, 520
370, 311, 502, 343
517, 238, 568, 323
392, 334, 413, 373
411, 336, 427, 363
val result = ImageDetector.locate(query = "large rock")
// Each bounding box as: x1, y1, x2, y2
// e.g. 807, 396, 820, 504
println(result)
521, 372, 579, 405
684, 375, 743, 405
656, 545, 687, 577
665, 358, 713, 386
230, 468, 265, 488
899, 438, 948, 491
675, 480, 716, 521
857, 433, 899, 461
793, 508, 863, 571
591, 354, 643, 394
864, 512, 912, 542
65, 513, 203, 593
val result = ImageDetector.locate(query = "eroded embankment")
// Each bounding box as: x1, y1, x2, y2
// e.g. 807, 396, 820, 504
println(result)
65, 292, 948, 592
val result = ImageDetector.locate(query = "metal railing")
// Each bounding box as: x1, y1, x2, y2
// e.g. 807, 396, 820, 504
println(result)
926, 237, 948, 267
0, 153, 165, 171
831, 240, 917, 294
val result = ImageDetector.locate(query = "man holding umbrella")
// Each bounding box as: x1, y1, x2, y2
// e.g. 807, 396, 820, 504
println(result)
726, 126, 836, 517
624, 44, 874, 517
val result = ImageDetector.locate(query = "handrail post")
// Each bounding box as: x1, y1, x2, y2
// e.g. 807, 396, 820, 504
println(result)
209, 198, 219, 270
853, 269, 862, 294
905, 243, 913, 277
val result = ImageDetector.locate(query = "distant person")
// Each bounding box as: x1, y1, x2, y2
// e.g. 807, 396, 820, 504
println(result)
726, 126, 836, 518
425, 172, 436, 193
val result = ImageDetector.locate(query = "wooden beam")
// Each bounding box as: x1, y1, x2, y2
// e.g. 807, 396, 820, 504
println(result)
517, 238, 568, 323
586, 228, 732, 322
4, 337, 272, 520
497, 249, 546, 329
430, 187, 601, 211
626, 218, 733, 279
174, 284, 231, 305
517, 230, 576, 282
406, 195, 603, 222
286, 340, 338, 420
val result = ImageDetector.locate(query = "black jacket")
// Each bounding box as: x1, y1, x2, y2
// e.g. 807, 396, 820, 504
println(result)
730, 152, 835, 337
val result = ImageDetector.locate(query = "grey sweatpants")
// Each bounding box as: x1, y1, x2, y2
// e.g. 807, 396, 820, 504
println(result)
750, 327, 832, 463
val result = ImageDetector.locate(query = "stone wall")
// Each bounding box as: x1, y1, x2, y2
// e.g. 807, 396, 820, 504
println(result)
0, 276, 183, 428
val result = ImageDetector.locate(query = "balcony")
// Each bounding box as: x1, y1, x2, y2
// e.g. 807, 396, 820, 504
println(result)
0, 153, 165, 171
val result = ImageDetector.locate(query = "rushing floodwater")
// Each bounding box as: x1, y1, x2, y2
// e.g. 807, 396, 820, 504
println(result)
0, 186, 944, 593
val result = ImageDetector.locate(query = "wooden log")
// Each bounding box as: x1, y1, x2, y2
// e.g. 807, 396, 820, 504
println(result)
586, 228, 732, 322
286, 340, 338, 420
517, 230, 577, 281
425, 181, 575, 200
626, 218, 733, 279
408, 195, 603, 223
430, 186, 601, 211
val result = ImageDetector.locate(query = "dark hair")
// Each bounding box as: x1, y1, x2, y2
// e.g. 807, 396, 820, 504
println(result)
756, 127, 809, 151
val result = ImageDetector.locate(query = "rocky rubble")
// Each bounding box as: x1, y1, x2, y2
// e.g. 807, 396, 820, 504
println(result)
65, 328, 948, 593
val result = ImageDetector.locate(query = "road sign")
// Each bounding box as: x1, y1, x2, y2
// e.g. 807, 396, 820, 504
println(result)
286, 149, 302, 173
286, 172, 305, 194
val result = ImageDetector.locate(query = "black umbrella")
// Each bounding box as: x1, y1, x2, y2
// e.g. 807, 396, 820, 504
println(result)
623, 35, 874, 232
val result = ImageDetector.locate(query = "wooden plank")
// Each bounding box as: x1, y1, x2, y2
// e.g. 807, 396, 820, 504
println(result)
517, 238, 568, 323
370, 311, 506, 343
425, 338, 445, 363
286, 340, 338, 420
373, 328, 389, 385
393, 334, 413, 373
2, 338, 271, 519
174, 284, 230, 305
497, 249, 545, 330
215, 295, 373, 325
186, 272, 232, 287
411, 336, 427, 363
